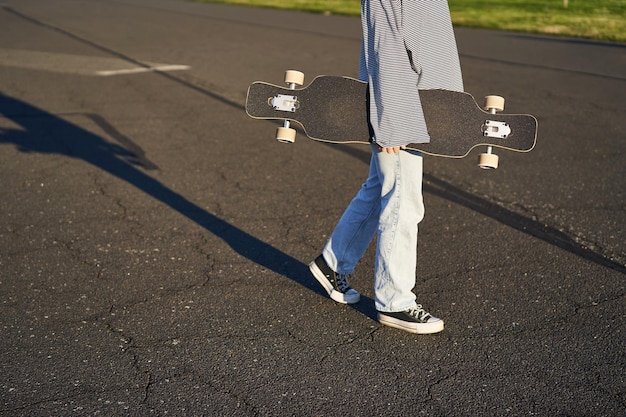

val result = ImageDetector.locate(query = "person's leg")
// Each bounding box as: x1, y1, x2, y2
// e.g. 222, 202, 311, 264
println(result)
372, 148, 424, 313
310, 148, 381, 304
322, 149, 381, 275
372, 148, 444, 334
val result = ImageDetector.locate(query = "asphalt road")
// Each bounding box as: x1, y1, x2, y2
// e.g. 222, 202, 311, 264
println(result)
1, 0, 624, 415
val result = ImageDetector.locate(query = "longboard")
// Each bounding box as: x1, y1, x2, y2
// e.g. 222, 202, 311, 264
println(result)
246, 71, 538, 169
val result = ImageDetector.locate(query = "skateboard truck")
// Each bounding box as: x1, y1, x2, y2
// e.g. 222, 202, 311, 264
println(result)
483, 120, 511, 139
269, 94, 299, 112
478, 95, 506, 169
275, 70, 305, 143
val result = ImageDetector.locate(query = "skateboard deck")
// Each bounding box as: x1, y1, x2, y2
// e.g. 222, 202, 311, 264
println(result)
246, 74, 537, 165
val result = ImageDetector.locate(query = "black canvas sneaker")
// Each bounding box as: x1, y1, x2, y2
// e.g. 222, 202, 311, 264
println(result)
378, 304, 444, 334
309, 255, 360, 304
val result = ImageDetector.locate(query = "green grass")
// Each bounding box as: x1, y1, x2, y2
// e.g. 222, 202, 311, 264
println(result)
193, 0, 626, 43
449, 0, 626, 43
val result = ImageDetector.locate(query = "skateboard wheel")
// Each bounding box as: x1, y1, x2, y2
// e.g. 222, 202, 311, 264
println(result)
276, 126, 296, 143
478, 152, 499, 170
484, 95, 505, 112
284, 70, 305, 86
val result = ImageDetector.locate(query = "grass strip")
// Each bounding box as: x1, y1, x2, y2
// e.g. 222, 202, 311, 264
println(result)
193, 0, 626, 43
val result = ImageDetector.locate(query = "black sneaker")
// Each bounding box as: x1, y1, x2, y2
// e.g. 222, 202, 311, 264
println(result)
378, 304, 444, 334
309, 255, 360, 304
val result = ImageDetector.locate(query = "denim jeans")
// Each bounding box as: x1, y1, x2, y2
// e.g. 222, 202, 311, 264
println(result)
322, 145, 425, 312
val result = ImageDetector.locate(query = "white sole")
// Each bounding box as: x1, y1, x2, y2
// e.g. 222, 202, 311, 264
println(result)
309, 261, 360, 304
378, 313, 444, 334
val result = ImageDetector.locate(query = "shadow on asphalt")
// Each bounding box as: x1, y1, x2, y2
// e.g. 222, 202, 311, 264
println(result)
0, 93, 379, 321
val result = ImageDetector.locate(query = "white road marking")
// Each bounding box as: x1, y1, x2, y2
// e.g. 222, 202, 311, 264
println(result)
0, 48, 190, 76
96, 64, 190, 76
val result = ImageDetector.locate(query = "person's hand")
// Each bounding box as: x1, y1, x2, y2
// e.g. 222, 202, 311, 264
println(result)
377, 145, 406, 154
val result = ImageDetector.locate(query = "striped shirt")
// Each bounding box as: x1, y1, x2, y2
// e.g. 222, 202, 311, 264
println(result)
359, 0, 464, 147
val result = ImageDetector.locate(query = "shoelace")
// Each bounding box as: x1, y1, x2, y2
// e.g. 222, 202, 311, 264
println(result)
336, 273, 351, 292
407, 305, 432, 322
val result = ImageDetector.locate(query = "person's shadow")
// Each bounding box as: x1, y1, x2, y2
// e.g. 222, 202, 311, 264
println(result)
0, 92, 379, 319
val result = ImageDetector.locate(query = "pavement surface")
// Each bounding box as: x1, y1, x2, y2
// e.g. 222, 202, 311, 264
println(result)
1, 0, 624, 415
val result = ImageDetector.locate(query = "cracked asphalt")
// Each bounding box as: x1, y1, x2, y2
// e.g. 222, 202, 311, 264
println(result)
1, 0, 624, 415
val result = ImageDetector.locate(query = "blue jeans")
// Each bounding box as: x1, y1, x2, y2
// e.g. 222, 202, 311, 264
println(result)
322, 146, 425, 312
